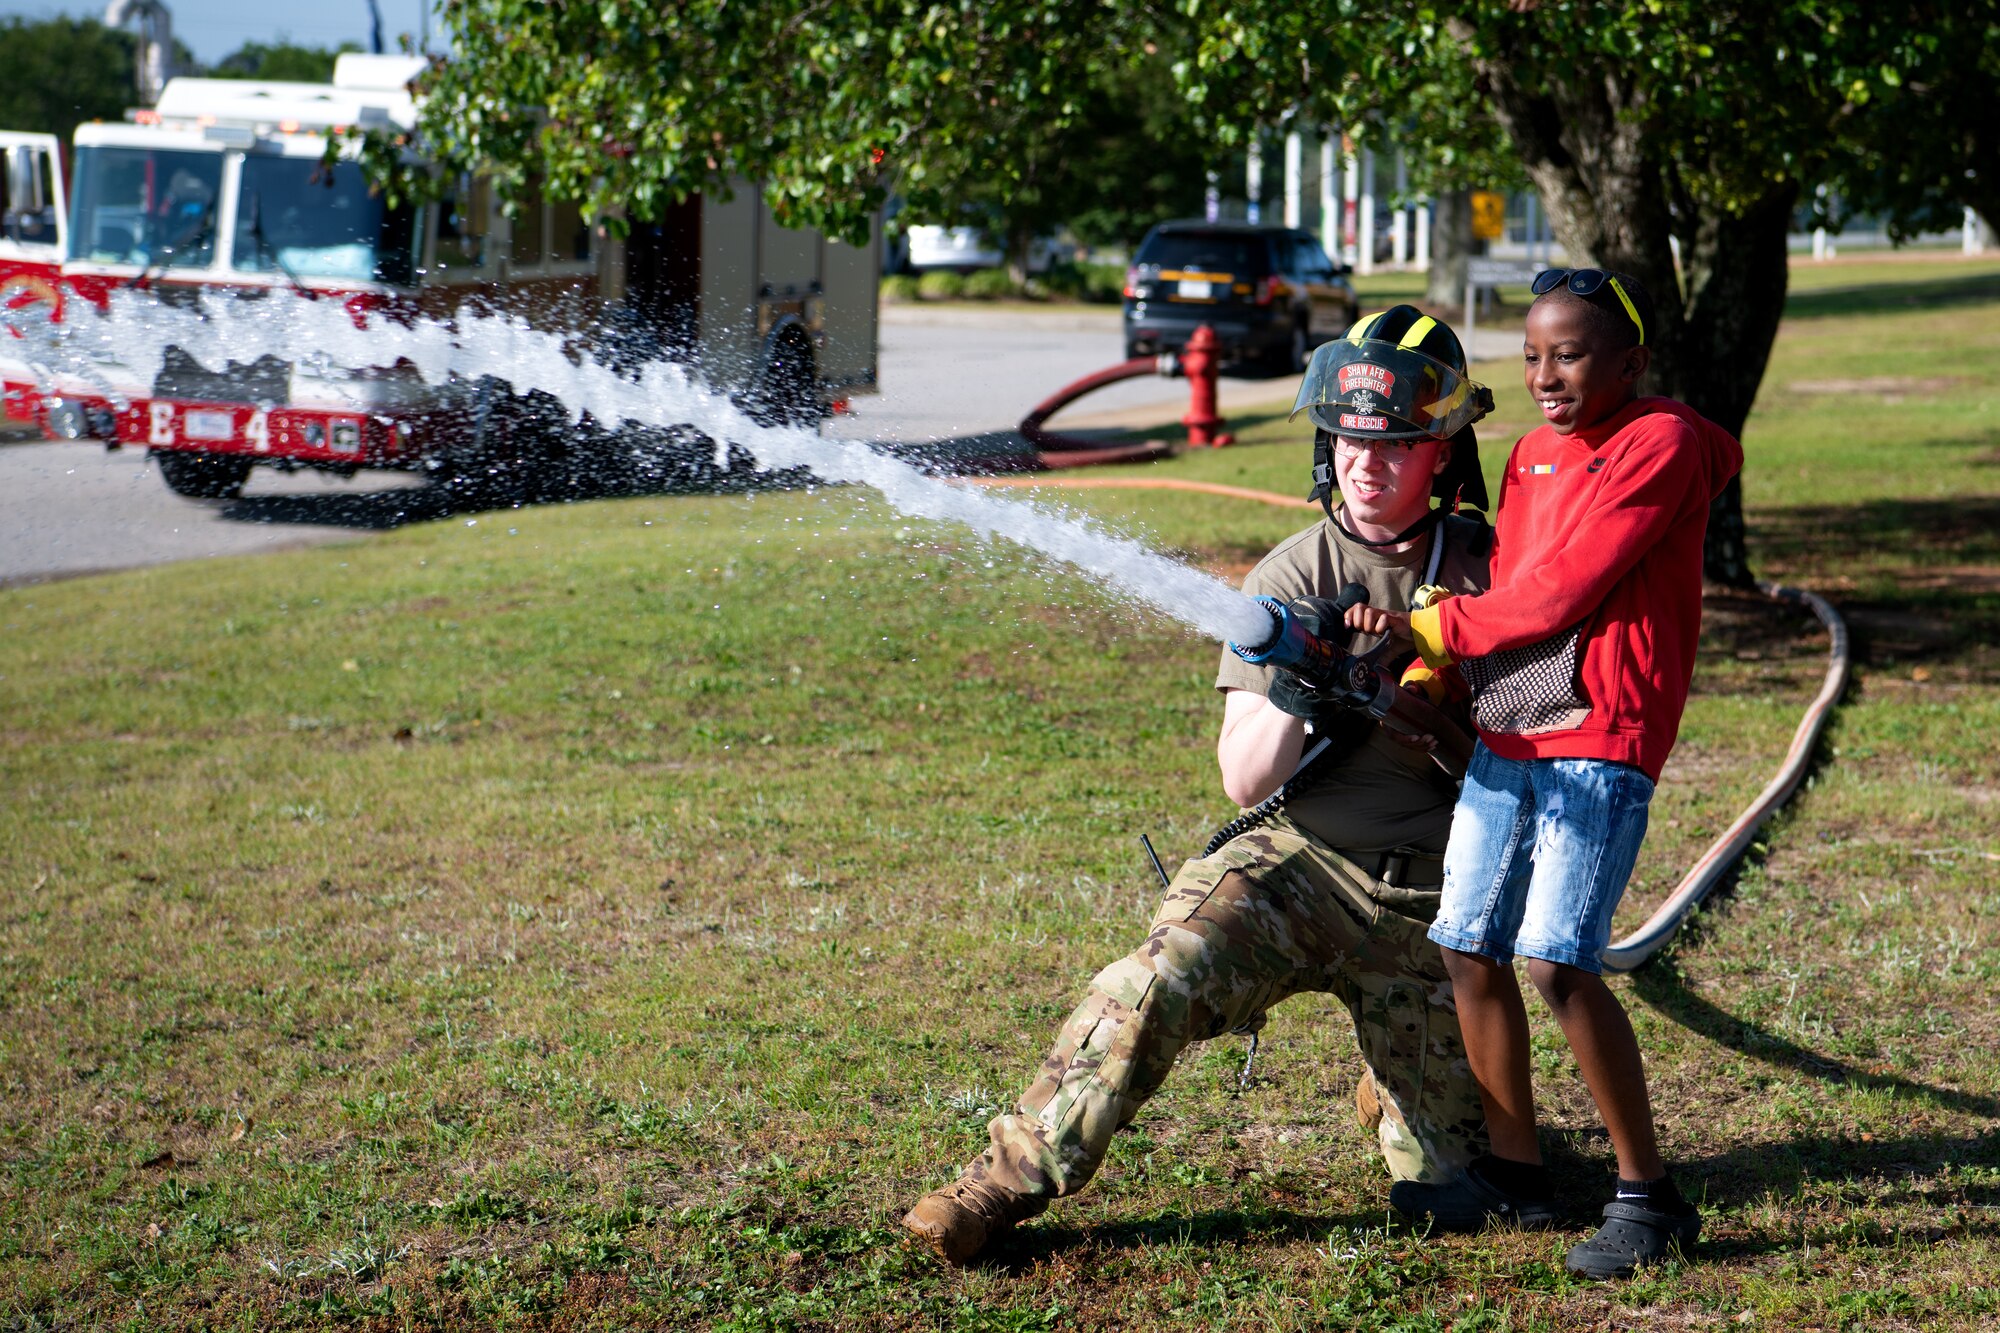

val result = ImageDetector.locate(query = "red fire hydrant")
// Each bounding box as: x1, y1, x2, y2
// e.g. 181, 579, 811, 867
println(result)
1179, 324, 1233, 447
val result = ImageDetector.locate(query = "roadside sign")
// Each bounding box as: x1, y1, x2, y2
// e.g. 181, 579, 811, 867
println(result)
1470, 190, 1506, 240
1467, 259, 1544, 287
1461, 260, 1550, 361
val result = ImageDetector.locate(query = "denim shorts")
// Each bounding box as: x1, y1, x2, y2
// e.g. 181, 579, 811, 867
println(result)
1427, 747, 1655, 974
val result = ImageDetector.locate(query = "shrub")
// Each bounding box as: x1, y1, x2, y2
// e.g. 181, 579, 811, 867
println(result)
879, 274, 922, 303
916, 270, 967, 301
1038, 263, 1084, 301
963, 268, 1018, 300
1078, 261, 1127, 303
1037, 261, 1128, 304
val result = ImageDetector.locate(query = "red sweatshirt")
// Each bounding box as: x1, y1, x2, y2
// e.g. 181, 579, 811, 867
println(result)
1409, 396, 1743, 780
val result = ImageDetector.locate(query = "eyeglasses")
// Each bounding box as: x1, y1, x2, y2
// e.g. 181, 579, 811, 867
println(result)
1332, 436, 1418, 461
1530, 267, 1646, 346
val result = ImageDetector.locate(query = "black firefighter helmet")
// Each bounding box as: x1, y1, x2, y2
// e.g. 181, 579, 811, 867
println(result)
1292, 304, 1494, 514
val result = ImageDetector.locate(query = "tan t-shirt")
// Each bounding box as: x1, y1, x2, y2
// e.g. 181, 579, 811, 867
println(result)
1214, 512, 1493, 855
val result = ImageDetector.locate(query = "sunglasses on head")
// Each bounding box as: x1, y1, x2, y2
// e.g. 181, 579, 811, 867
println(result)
1530, 267, 1646, 346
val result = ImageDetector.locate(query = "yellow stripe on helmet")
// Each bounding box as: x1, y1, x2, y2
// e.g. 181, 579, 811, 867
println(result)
1411, 374, 1470, 428
1396, 315, 1439, 350
1345, 312, 1379, 343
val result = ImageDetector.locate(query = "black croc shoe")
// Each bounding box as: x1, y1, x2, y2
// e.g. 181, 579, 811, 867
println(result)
1565, 1200, 1701, 1278
1389, 1158, 1560, 1233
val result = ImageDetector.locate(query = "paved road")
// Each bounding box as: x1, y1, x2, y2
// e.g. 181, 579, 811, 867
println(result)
842, 303, 1520, 443
0, 429, 432, 587
831, 304, 1301, 445
0, 307, 1517, 586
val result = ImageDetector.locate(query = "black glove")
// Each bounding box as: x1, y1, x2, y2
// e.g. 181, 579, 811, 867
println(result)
1282, 585, 1370, 665
1286, 593, 1355, 637
1263, 589, 1366, 722
1266, 666, 1332, 721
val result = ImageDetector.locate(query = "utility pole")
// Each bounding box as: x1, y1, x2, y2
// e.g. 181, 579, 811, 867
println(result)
103, 0, 177, 106
1245, 136, 1263, 225
1283, 130, 1302, 229
1318, 135, 1338, 260
1391, 148, 1409, 267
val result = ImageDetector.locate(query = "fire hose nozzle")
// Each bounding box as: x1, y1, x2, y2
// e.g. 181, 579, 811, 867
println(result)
1230, 595, 1476, 780
1228, 597, 1344, 683
1227, 596, 1290, 662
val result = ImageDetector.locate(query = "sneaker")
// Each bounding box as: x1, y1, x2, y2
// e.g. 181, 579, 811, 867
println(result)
1389, 1156, 1559, 1232
901, 1175, 1049, 1266
1565, 1200, 1701, 1278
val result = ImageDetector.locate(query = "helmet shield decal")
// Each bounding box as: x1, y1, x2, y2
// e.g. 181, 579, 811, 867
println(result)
1290, 338, 1492, 441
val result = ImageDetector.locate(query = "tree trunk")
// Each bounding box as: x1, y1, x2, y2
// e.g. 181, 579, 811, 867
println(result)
1005, 228, 1033, 291
1663, 181, 1797, 586
1451, 19, 1778, 586
1965, 160, 2000, 250
1955, 43, 2000, 248
1426, 188, 1473, 309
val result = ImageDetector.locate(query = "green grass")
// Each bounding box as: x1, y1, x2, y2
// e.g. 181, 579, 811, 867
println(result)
3, 256, 1999, 1329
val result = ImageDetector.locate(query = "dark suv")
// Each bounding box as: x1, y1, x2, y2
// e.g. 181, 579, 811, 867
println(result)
1123, 221, 1360, 372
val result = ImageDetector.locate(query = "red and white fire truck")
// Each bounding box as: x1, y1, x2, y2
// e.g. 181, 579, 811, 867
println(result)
5, 54, 879, 499
1, 131, 68, 428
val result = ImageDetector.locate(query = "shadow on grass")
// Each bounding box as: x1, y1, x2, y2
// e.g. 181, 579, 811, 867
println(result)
214, 453, 824, 531
1210, 405, 1296, 443
997, 1205, 1388, 1268
220, 484, 456, 530
1785, 269, 2000, 321
1636, 957, 2000, 1220
977, 1162, 2000, 1268
1752, 495, 2000, 666
1685, 1129, 2000, 1238
1090, 404, 1298, 454
1634, 963, 2000, 1123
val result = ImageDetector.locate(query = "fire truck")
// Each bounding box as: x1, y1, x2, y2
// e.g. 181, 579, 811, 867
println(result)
0, 131, 67, 428
8, 54, 880, 500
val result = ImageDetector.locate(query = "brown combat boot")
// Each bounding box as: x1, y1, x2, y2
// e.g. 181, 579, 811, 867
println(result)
1355, 1067, 1384, 1132
901, 1175, 1049, 1265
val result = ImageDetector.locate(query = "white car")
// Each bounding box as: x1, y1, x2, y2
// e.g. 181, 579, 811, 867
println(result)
905, 225, 1065, 273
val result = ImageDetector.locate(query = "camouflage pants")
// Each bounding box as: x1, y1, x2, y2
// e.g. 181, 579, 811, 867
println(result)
967, 820, 1487, 1199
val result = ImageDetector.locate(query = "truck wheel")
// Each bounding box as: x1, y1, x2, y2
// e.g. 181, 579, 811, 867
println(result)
155, 450, 253, 500
1264, 320, 1309, 375
436, 379, 566, 508
745, 329, 818, 430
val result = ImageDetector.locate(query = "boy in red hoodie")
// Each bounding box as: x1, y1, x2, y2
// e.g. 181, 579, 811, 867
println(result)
1360, 270, 1743, 1277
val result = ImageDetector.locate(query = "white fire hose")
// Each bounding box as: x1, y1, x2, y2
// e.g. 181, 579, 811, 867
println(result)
1600, 581, 1852, 972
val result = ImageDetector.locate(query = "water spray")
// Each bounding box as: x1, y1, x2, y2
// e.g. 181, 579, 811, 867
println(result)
18, 289, 1277, 645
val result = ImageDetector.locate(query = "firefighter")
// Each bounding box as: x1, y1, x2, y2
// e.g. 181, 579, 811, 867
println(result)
903, 306, 1500, 1264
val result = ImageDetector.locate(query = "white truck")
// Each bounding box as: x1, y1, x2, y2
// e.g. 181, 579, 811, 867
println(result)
9, 54, 879, 500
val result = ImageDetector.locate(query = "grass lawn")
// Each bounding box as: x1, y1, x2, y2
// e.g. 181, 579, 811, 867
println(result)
3, 256, 1998, 1330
